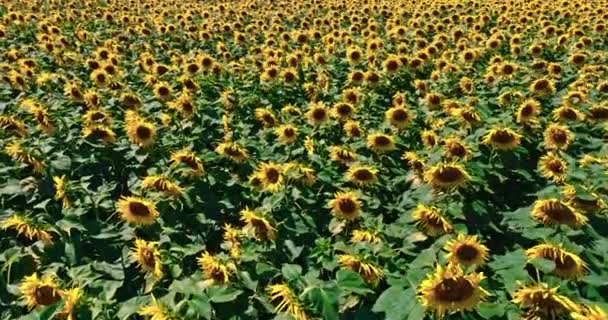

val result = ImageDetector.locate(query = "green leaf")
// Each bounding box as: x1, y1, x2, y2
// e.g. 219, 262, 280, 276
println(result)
336, 270, 373, 295
372, 287, 416, 320
116, 296, 150, 320
530, 257, 556, 273
478, 302, 506, 318
281, 263, 302, 280
306, 285, 339, 320
190, 294, 213, 319
208, 287, 243, 303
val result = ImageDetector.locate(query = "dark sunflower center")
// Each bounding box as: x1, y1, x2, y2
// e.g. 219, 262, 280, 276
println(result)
157, 87, 170, 96
96, 73, 106, 82
542, 201, 576, 224
559, 108, 577, 120
367, 73, 380, 82
374, 136, 390, 146
353, 169, 373, 181
312, 109, 326, 120
338, 198, 357, 215
262, 114, 275, 125
492, 130, 515, 144
521, 105, 534, 117
91, 112, 105, 121
35, 285, 61, 306
136, 126, 152, 139
283, 128, 295, 137
554, 255, 576, 271
572, 55, 584, 64
434, 167, 463, 183
392, 109, 408, 122
534, 80, 548, 91
267, 68, 278, 77
202, 58, 212, 67
141, 248, 156, 267
93, 128, 110, 139
386, 60, 399, 71
265, 168, 280, 183
284, 72, 295, 82
129, 201, 151, 217
435, 278, 474, 302
352, 72, 363, 81
187, 64, 199, 73
424, 135, 436, 146
123, 96, 139, 106
337, 104, 352, 116
350, 51, 361, 61
180, 156, 199, 170
590, 107, 608, 119
181, 102, 193, 113
456, 245, 479, 261
550, 130, 567, 144
449, 144, 467, 157
547, 160, 564, 173
346, 93, 357, 104
71, 88, 82, 98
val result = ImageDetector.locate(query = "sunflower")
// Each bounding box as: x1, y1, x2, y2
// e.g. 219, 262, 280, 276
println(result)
139, 296, 175, 320
197, 251, 233, 284
367, 133, 396, 153
254, 108, 277, 128
169, 149, 204, 177
530, 199, 587, 228
19, 274, 62, 310
543, 123, 574, 150
306, 101, 329, 126
1, 214, 53, 244
215, 141, 249, 162
443, 137, 470, 160
538, 152, 568, 183
131, 238, 163, 279
223, 224, 242, 259
275, 124, 298, 144
526, 243, 586, 279
332, 102, 356, 121
346, 46, 364, 64
420, 130, 438, 149
83, 109, 112, 126
125, 113, 156, 147
329, 146, 358, 165
423, 162, 470, 190
444, 234, 490, 268
562, 184, 605, 213
412, 204, 453, 236
588, 104, 608, 122
167, 91, 195, 118
141, 175, 183, 198
152, 81, 173, 101
53, 175, 71, 208
403, 151, 425, 173
251, 162, 284, 192
351, 229, 382, 244
343, 120, 362, 138
338, 254, 383, 286
516, 99, 541, 123
120, 92, 143, 109
60, 287, 83, 320
552, 105, 583, 122
64, 82, 84, 102
82, 125, 116, 144
267, 283, 310, 320
511, 283, 579, 320
482, 127, 523, 150
4, 141, 45, 173
418, 264, 489, 317
345, 164, 378, 187
90, 69, 110, 87
0, 115, 27, 137
328, 191, 362, 221
240, 207, 276, 241
116, 196, 159, 225
571, 305, 608, 320
385, 106, 413, 129
529, 78, 556, 96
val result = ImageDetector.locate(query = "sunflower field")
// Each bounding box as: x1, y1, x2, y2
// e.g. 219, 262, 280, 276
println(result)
1, 0, 608, 319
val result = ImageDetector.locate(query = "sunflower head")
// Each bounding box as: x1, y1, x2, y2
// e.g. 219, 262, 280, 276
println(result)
562, 184, 605, 213
412, 204, 453, 236
197, 251, 234, 284
254, 108, 277, 128
131, 238, 163, 279
445, 234, 490, 268
482, 127, 522, 151
116, 196, 158, 225
169, 149, 204, 178
82, 125, 116, 144
329, 146, 358, 165
553, 106, 583, 122
538, 152, 568, 183
306, 101, 329, 126
571, 305, 608, 320
526, 243, 586, 279
346, 164, 378, 187
544, 123, 574, 150
418, 264, 488, 317
385, 106, 413, 129
332, 102, 356, 121
423, 162, 470, 190
240, 207, 276, 241
1, 214, 53, 244
153, 81, 173, 100
367, 133, 396, 153
343, 120, 362, 138
19, 274, 61, 310
141, 175, 183, 198
139, 296, 175, 320
125, 115, 156, 148
516, 99, 540, 123
351, 229, 381, 244
215, 142, 249, 162
338, 254, 383, 286
328, 191, 362, 221
251, 162, 284, 193
530, 198, 587, 228
275, 124, 298, 144
512, 283, 579, 319
267, 283, 310, 320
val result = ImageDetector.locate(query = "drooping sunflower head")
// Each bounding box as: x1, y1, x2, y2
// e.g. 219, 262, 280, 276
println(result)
215, 141, 249, 162
346, 164, 378, 187
420, 130, 438, 149
19, 273, 61, 310
543, 123, 574, 150
538, 152, 568, 183
328, 191, 362, 221
445, 234, 490, 268
251, 162, 284, 193
418, 264, 488, 317
338, 254, 383, 286
306, 101, 329, 126
529, 77, 556, 96
367, 133, 396, 153
482, 127, 523, 151
254, 108, 277, 128
53, 175, 71, 208
0, 115, 27, 137
412, 204, 453, 236
423, 162, 470, 190
351, 229, 382, 244
526, 243, 586, 279
329, 146, 358, 165
275, 124, 298, 144
562, 184, 605, 213
119, 92, 142, 109
197, 251, 233, 284
82, 125, 116, 144
139, 296, 175, 320
167, 91, 195, 118
240, 207, 276, 241
4, 141, 45, 172
571, 305, 608, 320
141, 174, 183, 198
552, 105, 583, 123
83, 109, 111, 126
116, 196, 159, 225
402, 151, 425, 173
530, 198, 587, 228
343, 120, 362, 138
267, 283, 310, 320
131, 238, 163, 279
511, 283, 579, 319
169, 149, 204, 178
1, 214, 53, 244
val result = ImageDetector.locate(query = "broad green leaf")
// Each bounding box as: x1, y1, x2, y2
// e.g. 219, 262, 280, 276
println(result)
208, 287, 243, 303
336, 270, 373, 295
